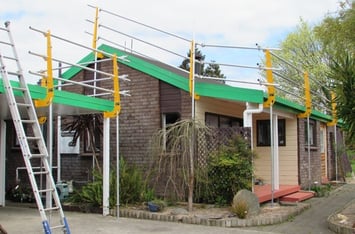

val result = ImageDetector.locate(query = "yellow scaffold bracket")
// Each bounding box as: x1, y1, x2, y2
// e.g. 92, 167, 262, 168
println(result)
189, 40, 200, 100
104, 54, 121, 118
327, 92, 337, 126
263, 49, 275, 107
35, 30, 54, 108
38, 116, 47, 124
92, 7, 104, 59
297, 71, 312, 118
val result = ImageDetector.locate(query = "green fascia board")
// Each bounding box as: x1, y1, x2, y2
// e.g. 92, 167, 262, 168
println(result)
62, 44, 264, 104
271, 95, 333, 122
0, 79, 113, 112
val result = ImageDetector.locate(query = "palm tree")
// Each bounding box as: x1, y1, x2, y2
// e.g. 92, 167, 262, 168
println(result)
329, 53, 355, 143
62, 113, 103, 174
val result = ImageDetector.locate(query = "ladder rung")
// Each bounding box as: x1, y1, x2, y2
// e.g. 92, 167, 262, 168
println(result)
50, 224, 65, 230
32, 170, 49, 176
44, 206, 60, 212
17, 103, 32, 107
8, 71, 22, 76
12, 86, 26, 92
38, 188, 55, 193
22, 119, 36, 124
30, 153, 46, 159
26, 136, 41, 141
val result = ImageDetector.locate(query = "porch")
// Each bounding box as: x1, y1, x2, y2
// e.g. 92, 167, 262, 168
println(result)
254, 184, 314, 203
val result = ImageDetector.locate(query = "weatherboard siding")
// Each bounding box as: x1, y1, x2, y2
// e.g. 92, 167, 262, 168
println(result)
195, 97, 244, 123
253, 115, 298, 185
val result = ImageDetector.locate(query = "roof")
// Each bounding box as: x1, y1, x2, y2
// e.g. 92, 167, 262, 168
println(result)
0, 79, 114, 119
62, 44, 265, 104
18, 43, 335, 124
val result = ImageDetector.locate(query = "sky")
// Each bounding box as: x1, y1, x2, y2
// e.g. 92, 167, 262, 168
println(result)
0, 0, 341, 86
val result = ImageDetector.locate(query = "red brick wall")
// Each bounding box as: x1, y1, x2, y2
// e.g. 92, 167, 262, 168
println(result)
297, 118, 321, 188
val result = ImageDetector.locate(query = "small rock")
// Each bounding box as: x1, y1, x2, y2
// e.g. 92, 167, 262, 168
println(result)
233, 189, 260, 216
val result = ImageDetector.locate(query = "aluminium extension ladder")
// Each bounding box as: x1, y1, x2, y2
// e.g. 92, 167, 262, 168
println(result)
0, 22, 70, 234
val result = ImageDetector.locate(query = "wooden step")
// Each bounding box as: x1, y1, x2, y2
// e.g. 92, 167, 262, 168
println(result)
279, 191, 315, 203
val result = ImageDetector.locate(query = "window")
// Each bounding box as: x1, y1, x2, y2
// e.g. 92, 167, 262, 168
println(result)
205, 113, 242, 128
304, 120, 316, 147
257, 119, 286, 146
162, 112, 180, 151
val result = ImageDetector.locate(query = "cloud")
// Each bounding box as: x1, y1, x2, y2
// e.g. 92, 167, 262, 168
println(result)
0, 0, 340, 83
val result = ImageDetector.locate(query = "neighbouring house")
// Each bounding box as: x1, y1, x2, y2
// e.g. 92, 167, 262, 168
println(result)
1, 43, 350, 206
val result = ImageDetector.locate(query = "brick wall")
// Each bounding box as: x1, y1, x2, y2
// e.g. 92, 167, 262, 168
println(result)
297, 118, 321, 188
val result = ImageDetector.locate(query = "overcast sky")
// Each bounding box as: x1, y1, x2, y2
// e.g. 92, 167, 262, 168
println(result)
1, 0, 340, 85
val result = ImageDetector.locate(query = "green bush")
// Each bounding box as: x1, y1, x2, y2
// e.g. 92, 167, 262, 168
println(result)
195, 135, 254, 205
69, 157, 149, 208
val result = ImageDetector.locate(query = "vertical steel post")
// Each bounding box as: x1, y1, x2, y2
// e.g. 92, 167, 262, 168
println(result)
307, 116, 311, 190
270, 105, 274, 206
103, 117, 110, 216
116, 115, 120, 220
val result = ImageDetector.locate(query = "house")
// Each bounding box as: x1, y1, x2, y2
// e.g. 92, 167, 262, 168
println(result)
58, 44, 348, 192
1, 43, 349, 207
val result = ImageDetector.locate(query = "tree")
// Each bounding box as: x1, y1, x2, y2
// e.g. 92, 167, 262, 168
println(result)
328, 53, 355, 143
149, 119, 211, 212
204, 61, 226, 78
62, 114, 103, 174
269, 20, 330, 109
179, 48, 225, 78
314, 2, 355, 58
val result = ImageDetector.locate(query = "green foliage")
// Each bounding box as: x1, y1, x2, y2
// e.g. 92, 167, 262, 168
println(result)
179, 48, 225, 78
149, 119, 211, 211
329, 53, 355, 143
310, 183, 332, 197
196, 135, 253, 205
315, 3, 355, 57
119, 159, 145, 205
270, 20, 330, 109
69, 157, 148, 208
231, 200, 248, 219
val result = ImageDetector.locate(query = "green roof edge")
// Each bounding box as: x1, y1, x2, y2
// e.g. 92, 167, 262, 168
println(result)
0, 80, 114, 112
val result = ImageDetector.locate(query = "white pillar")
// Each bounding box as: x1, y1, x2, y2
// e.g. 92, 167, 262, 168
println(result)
103, 117, 110, 216
0, 120, 6, 206
272, 114, 279, 190
46, 104, 53, 208
57, 116, 61, 182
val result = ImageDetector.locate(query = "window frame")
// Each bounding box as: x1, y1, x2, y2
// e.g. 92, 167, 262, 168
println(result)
304, 120, 317, 147
161, 112, 181, 151
205, 112, 242, 128
256, 119, 286, 147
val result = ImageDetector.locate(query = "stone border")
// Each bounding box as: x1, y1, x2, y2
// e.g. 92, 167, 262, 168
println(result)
327, 199, 355, 234
119, 203, 310, 227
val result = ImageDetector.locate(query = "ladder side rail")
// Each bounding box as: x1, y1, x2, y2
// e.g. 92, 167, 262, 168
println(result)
0, 54, 47, 222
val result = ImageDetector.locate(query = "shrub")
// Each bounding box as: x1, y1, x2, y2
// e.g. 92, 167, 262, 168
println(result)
69, 157, 148, 208
197, 135, 254, 205
231, 200, 248, 219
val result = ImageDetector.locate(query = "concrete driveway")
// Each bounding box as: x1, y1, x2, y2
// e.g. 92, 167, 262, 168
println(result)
0, 205, 272, 234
